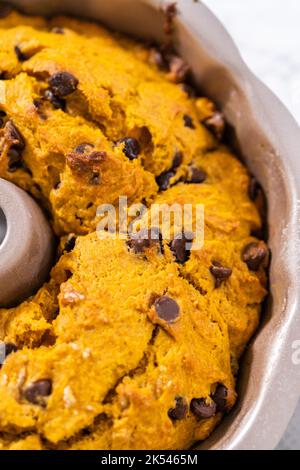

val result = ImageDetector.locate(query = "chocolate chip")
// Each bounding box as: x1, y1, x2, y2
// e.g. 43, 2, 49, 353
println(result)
183, 114, 195, 129
5, 120, 25, 150
44, 89, 66, 110
172, 151, 183, 169
170, 232, 194, 264
4, 120, 25, 172
211, 384, 228, 412
203, 111, 225, 141
67, 150, 106, 175
188, 167, 206, 184
118, 138, 140, 160
168, 396, 188, 421
64, 235, 76, 253
127, 228, 161, 254
23, 379, 52, 406
190, 398, 216, 419
48, 72, 78, 98
75, 143, 95, 154
154, 296, 180, 323
0, 3, 12, 19
14, 45, 28, 62
156, 171, 174, 191
7, 148, 22, 172
210, 261, 232, 288
242, 241, 268, 271
156, 152, 182, 190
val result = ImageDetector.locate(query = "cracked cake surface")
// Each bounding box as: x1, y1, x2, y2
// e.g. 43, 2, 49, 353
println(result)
0, 9, 268, 450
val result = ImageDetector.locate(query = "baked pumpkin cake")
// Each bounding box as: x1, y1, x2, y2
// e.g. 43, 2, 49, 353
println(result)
0, 8, 268, 450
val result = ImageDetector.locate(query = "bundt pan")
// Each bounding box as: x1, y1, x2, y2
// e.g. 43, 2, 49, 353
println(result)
2, 0, 300, 450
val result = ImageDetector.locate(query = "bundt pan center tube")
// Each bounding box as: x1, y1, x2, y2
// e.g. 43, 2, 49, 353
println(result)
0, 178, 54, 308
2, 0, 300, 450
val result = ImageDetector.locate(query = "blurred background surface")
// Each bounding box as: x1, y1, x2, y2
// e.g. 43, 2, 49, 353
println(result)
203, 0, 300, 450
204, 0, 300, 125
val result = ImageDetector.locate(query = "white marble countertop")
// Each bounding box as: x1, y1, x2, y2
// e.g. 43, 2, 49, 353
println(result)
203, 0, 300, 450
204, 0, 300, 125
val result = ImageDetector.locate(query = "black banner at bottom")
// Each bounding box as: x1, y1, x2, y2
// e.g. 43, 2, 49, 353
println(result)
0, 450, 297, 466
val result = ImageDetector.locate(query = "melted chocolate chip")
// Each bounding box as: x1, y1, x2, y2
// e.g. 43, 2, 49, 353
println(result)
118, 138, 141, 160
210, 261, 232, 288
211, 384, 228, 412
188, 167, 206, 184
170, 232, 194, 264
183, 114, 195, 129
190, 398, 216, 419
168, 396, 188, 421
242, 241, 268, 271
203, 111, 225, 141
127, 228, 161, 254
0, 3, 12, 19
44, 89, 66, 110
172, 151, 183, 169
48, 72, 78, 98
23, 379, 52, 406
64, 235, 76, 253
154, 296, 180, 323
156, 171, 174, 191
